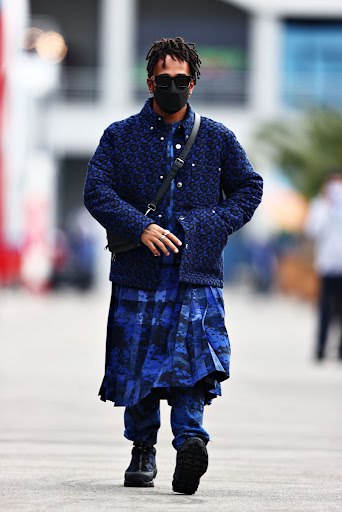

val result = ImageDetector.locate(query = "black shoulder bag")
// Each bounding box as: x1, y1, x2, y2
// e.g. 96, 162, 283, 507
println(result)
105, 112, 201, 260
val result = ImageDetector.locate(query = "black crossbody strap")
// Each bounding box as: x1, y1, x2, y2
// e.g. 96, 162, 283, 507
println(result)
144, 112, 201, 215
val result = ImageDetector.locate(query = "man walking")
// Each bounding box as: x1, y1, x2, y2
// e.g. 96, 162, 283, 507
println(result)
305, 172, 342, 361
84, 37, 263, 494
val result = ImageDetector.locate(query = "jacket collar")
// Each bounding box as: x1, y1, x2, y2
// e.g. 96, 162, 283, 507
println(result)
139, 97, 196, 139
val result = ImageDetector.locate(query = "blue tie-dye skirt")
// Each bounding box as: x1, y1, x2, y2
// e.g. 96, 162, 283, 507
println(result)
98, 263, 231, 407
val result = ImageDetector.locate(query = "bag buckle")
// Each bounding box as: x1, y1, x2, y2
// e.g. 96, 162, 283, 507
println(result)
145, 203, 156, 215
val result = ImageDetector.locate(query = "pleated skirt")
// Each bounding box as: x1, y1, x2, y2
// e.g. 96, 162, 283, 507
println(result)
98, 263, 231, 407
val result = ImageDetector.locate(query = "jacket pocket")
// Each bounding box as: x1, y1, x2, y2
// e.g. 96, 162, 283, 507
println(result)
189, 163, 222, 206
183, 207, 229, 274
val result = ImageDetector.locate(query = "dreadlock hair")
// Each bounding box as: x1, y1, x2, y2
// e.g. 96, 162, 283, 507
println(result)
146, 37, 201, 83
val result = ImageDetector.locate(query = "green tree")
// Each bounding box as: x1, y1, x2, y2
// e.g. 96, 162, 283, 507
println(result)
254, 108, 342, 198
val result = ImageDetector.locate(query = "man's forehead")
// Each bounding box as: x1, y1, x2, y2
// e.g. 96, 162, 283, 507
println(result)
153, 55, 190, 74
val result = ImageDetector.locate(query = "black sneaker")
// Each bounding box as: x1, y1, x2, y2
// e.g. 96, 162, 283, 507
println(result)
172, 437, 208, 495
124, 442, 157, 487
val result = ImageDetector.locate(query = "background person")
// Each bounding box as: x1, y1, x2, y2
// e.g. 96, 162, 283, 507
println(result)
305, 171, 342, 361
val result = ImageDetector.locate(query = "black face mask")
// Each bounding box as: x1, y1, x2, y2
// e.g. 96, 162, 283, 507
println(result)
153, 81, 190, 114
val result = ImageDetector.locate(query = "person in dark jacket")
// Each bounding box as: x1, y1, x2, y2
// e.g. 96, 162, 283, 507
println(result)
83, 37, 263, 495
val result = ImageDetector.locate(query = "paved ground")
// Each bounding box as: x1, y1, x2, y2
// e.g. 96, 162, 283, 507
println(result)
1, 284, 342, 511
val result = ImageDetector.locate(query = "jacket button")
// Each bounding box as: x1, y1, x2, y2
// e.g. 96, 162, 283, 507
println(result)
177, 182, 182, 188
175, 143, 181, 149
160, 136, 164, 141
159, 175, 164, 180
179, 216, 185, 220
185, 243, 189, 249
158, 214, 162, 218
150, 126, 153, 130
212, 210, 216, 213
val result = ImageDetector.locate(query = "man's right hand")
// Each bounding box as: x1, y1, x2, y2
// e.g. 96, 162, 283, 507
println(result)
141, 223, 182, 257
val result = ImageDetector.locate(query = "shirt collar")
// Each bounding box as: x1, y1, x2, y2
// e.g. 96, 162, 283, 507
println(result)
139, 97, 196, 138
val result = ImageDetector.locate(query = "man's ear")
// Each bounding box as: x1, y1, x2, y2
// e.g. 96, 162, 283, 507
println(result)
189, 79, 195, 96
147, 77, 154, 94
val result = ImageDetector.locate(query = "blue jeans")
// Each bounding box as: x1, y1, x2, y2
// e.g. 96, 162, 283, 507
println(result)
124, 379, 210, 450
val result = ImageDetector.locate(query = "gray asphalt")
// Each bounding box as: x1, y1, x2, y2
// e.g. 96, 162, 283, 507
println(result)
1, 284, 342, 511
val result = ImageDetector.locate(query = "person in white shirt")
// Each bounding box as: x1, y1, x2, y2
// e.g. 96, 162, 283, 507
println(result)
305, 172, 342, 361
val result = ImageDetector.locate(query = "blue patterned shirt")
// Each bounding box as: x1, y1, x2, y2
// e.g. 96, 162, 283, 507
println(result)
161, 120, 184, 265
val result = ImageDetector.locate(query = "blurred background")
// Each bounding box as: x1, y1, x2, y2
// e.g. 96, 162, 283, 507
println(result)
1, 0, 342, 303
1, 3, 342, 508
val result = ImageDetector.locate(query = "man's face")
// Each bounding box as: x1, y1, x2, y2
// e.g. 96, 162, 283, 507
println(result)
147, 54, 195, 96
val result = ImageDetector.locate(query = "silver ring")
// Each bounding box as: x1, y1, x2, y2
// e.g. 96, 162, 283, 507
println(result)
159, 229, 170, 242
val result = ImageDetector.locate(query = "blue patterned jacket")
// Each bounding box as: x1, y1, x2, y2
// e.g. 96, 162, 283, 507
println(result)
83, 98, 263, 290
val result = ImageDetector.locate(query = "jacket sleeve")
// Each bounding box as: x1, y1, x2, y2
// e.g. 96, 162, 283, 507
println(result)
83, 127, 156, 244
215, 129, 263, 235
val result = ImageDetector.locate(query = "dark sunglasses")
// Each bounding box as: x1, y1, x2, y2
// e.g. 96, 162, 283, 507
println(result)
151, 74, 192, 88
